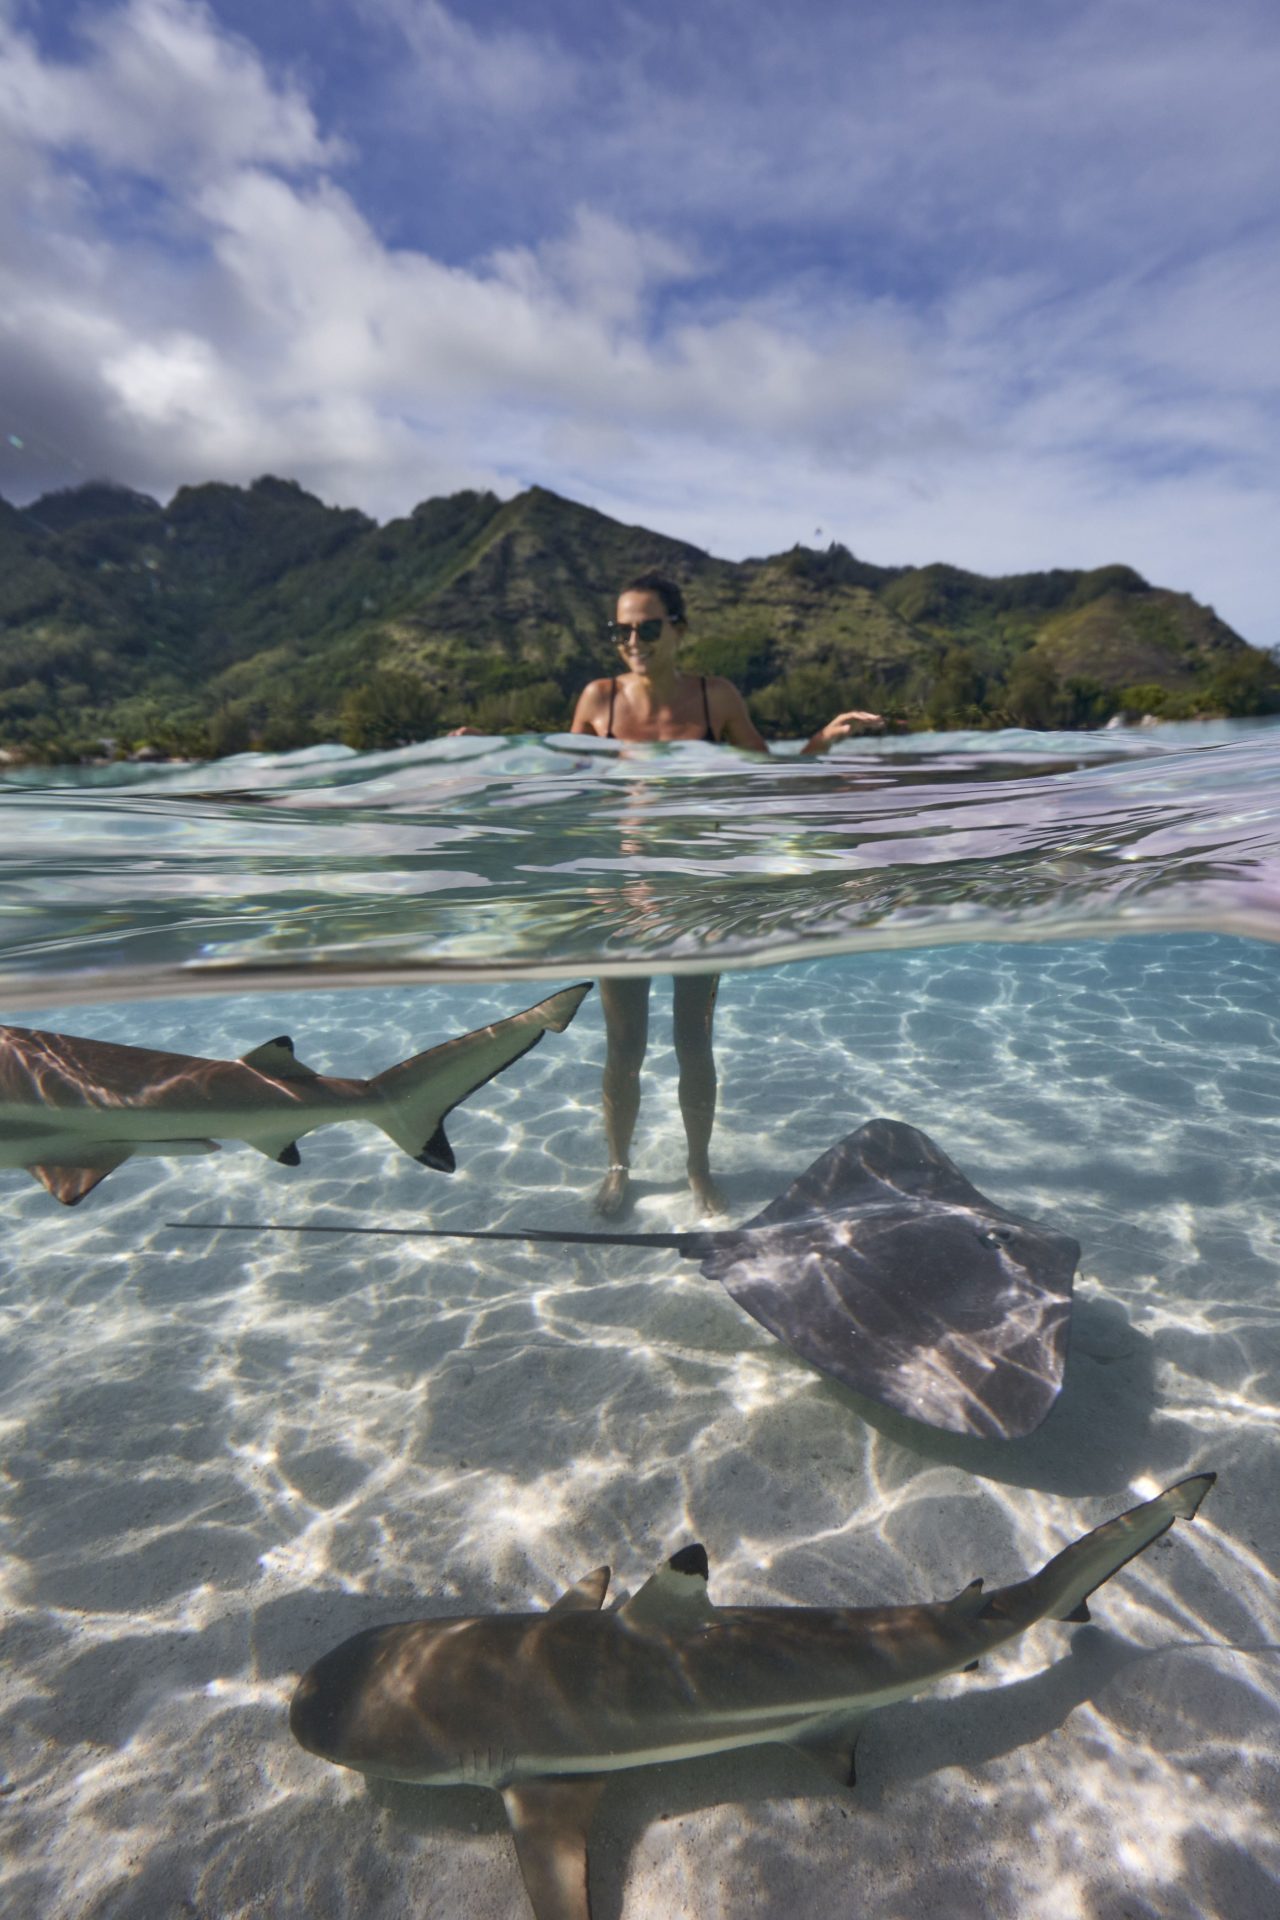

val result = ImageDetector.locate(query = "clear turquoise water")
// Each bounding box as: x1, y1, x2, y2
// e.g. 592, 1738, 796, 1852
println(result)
1, 724, 1278, 1917
3, 719, 1280, 1005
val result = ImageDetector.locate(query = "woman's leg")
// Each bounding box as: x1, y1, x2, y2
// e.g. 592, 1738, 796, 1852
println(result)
673, 972, 725, 1215
595, 976, 651, 1217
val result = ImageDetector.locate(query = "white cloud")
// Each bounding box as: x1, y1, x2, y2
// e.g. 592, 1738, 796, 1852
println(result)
0, 0, 334, 180
363, 0, 1280, 278
0, 0, 1277, 653
371, 0, 574, 117
491, 207, 699, 330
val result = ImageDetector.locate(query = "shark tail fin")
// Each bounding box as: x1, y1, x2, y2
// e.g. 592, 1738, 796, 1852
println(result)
1020, 1474, 1215, 1626
367, 985, 591, 1172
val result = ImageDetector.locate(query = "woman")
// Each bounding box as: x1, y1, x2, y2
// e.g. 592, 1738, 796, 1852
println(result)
572, 571, 883, 1218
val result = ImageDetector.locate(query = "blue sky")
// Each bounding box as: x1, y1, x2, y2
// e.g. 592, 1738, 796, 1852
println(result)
2, 0, 1277, 643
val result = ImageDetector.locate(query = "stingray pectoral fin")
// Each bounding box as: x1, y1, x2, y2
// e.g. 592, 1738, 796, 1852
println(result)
26, 1153, 133, 1206
369, 985, 592, 1169
501, 1776, 605, 1920
547, 1567, 611, 1614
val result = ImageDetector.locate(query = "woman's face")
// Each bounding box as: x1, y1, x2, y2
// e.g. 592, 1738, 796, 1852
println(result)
613, 589, 679, 674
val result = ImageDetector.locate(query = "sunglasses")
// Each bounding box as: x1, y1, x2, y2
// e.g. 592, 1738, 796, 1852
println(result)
607, 617, 666, 645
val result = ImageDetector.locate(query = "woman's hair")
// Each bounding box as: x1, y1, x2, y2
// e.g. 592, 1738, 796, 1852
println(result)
623, 571, 686, 625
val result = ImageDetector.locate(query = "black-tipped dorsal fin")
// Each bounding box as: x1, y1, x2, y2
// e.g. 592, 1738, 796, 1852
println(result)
547, 1567, 611, 1614
240, 1037, 319, 1081
619, 1544, 712, 1628
502, 1776, 604, 1920
947, 1577, 986, 1618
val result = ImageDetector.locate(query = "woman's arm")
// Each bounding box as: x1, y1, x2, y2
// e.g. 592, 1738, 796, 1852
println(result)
709, 679, 770, 752
570, 679, 612, 736
800, 708, 886, 755
710, 680, 883, 754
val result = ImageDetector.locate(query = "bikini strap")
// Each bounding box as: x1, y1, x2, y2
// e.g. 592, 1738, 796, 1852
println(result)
606, 677, 617, 739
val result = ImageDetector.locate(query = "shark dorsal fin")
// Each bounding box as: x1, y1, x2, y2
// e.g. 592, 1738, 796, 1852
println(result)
619, 1544, 712, 1629
547, 1567, 611, 1615
240, 1037, 319, 1081
501, 1776, 605, 1920
948, 1577, 986, 1617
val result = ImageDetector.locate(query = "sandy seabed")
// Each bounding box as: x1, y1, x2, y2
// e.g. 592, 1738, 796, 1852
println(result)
1, 933, 1278, 1919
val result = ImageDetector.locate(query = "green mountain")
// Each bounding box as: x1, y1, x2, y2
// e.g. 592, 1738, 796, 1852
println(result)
1, 476, 1274, 763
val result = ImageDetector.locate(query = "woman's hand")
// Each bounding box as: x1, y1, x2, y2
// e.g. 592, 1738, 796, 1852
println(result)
802, 709, 886, 755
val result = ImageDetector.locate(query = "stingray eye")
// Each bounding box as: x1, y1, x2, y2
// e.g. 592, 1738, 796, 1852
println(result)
978, 1225, 1015, 1248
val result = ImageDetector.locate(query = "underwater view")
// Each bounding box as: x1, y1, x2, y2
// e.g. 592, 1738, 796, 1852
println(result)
2, 722, 1279, 1919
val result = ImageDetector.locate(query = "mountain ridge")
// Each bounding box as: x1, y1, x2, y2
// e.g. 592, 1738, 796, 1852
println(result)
1, 477, 1274, 762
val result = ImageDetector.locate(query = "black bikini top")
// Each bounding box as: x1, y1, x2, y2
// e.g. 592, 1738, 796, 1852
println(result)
606, 675, 717, 742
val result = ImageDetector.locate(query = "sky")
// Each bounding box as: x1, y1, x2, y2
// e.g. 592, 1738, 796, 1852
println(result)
1, 0, 1277, 643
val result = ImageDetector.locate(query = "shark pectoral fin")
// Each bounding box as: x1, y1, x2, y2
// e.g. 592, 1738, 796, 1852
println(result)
789, 1719, 865, 1790
547, 1567, 611, 1614
501, 1775, 605, 1920
239, 1037, 319, 1081
26, 1152, 133, 1205
619, 1544, 712, 1628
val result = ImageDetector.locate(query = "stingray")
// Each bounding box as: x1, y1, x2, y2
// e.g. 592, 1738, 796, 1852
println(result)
178, 1119, 1079, 1440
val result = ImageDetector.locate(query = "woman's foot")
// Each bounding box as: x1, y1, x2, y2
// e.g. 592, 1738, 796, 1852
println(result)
688, 1169, 727, 1217
595, 1166, 633, 1218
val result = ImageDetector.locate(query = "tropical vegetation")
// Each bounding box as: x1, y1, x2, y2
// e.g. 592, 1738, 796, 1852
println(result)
1, 476, 1275, 763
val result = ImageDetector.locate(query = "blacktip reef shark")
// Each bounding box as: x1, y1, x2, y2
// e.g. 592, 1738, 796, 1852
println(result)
290, 1473, 1215, 1920
0, 983, 590, 1205
185, 1119, 1080, 1440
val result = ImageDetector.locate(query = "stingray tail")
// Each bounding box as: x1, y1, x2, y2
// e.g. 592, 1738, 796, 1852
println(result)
368, 984, 591, 1171
986, 1474, 1215, 1629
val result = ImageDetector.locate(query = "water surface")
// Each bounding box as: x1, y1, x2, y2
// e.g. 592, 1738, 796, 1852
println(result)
1, 724, 1277, 1918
